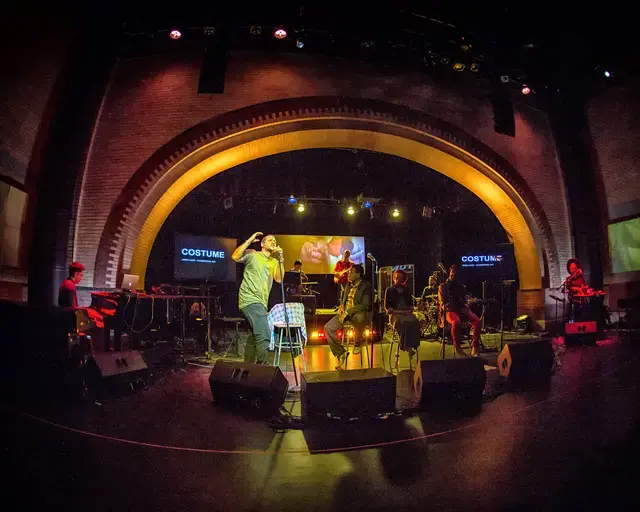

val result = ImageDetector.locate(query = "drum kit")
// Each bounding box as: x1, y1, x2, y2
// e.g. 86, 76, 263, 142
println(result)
413, 294, 439, 336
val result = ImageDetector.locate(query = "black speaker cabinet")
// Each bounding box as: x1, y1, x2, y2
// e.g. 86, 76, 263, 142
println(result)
497, 340, 554, 388
208, 361, 288, 414
414, 358, 486, 413
564, 321, 598, 346
301, 368, 396, 421
85, 351, 149, 394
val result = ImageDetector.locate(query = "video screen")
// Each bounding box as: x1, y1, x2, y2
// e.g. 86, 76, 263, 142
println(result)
452, 243, 516, 281
174, 234, 237, 282
608, 217, 640, 273
274, 234, 366, 274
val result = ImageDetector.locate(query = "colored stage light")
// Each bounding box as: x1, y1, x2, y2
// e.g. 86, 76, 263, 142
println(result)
521, 86, 531, 95
391, 207, 400, 218
296, 38, 304, 49
297, 203, 306, 213
604, 70, 611, 78
274, 27, 287, 39
453, 62, 465, 71
347, 205, 356, 215
169, 29, 182, 40
287, 195, 297, 205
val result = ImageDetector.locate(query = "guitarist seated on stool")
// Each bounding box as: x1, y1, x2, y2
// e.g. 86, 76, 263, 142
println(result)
438, 265, 481, 358
333, 250, 354, 308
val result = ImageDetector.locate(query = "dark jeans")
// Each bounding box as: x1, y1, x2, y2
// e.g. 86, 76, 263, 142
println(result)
241, 303, 271, 364
324, 312, 368, 357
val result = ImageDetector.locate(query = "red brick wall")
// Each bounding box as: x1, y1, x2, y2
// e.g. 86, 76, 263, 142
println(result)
76, 50, 572, 290
0, 13, 74, 300
588, 77, 640, 298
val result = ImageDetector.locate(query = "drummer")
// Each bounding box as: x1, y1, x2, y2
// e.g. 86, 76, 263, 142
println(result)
566, 258, 588, 321
421, 274, 439, 302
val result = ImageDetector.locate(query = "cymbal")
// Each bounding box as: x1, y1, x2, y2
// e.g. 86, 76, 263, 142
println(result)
305, 281, 319, 285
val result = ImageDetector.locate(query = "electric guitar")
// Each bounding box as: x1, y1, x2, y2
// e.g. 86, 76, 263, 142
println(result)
333, 265, 352, 284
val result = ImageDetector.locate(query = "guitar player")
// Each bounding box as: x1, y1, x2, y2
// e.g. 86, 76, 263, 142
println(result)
333, 250, 354, 309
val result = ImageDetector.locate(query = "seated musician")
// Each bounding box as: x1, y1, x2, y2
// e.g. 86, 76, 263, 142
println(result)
288, 259, 309, 295
385, 269, 421, 357
58, 261, 104, 352
438, 265, 481, 357
421, 274, 439, 302
566, 258, 588, 321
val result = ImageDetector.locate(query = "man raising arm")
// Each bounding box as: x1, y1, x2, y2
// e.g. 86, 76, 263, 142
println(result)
233, 233, 284, 364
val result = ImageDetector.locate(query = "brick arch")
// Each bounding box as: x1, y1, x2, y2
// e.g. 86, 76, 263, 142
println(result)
94, 96, 560, 296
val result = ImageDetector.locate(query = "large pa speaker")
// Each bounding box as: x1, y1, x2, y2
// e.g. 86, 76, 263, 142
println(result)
301, 368, 396, 421
197, 33, 228, 94
84, 351, 149, 395
208, 361, 288, 414
491, 80, 515, 137
497, 340, 554, 388
414, 358, 486, 414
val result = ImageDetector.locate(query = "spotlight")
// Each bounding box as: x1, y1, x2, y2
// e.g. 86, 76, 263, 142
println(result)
274, 27, 287, 39
357, 194, 380, 209
440, 56, 451, 65
453, 62, 465, 71
604, 70, 612, 78
521, 85, 531, 95
296, 38, 304, 49
347, 205, 356, 216
500, 75, 510, 83
287, 195, 297, 205
470, 62, 480, 72
363, 201, 372, 208
391, 207, 400, 218
249, 25, 262, 35
169, 29, 182, 40
297, 203, 306, 213
203, 26, 215, 36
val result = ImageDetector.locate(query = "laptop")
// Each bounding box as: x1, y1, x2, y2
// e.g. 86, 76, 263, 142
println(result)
120, 274, 140, 292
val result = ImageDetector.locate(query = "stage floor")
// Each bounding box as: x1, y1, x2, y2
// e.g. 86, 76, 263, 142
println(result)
4, 334, 640, 510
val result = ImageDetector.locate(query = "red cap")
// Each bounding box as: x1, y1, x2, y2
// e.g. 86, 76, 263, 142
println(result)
69, 261, 85, 272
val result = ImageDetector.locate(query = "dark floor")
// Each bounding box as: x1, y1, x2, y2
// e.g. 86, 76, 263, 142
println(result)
3, 335, 640, 511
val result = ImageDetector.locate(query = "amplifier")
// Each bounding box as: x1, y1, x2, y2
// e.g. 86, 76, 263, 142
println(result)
565, 321, 598, 346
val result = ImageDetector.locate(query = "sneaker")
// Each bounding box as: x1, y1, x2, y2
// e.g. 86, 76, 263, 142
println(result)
335, 353, 348, 370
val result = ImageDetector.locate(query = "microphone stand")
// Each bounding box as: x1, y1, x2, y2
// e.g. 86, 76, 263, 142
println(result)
277, 253, 298, 387
368, 257, 378, 369
439, 266, 447, 359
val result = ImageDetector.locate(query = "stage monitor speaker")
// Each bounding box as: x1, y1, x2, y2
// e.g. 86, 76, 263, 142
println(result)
301, 368, 396, 421
85, 351, 149, 394
208, 360, 288, 414
414, 358, 486, 414
497, 340, 554, 388
198, 34, 228, 94
564, 321, 597, 346
491, 83, 515, 137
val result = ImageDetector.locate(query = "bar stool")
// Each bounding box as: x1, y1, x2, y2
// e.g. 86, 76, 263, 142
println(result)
340, 322, 369, 368
386, 317, 419, 373
272, 323, 307, 371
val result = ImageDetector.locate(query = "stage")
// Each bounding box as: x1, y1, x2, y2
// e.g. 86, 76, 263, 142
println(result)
4, 333, 640, 510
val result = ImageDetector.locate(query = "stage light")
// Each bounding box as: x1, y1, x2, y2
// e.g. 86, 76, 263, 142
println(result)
500, 75, 510, 83
470, 62, 480, 72
296, 38, 304, 49
274, 27, 287, 39
347, 205, 356, 215
391, 207, 400, 218
287, 195, 297, 205
357, 194, 380, 209
440, 56, 451, 65
453, 62, 465, 71
169, 29, 182, 40
521, 85, 531, 95
363, 201, 372, 208
249, 25, 262, 35
203, 26, 215, 36
297, 203, 306, 213
604, 70, 611, 78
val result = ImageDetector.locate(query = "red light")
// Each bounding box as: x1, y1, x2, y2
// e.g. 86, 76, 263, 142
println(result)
274, 28, 287, 39
521, 86, 531, 95
169, 29, 182, 40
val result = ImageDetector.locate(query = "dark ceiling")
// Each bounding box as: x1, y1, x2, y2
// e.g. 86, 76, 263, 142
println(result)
113, 4, 638, 96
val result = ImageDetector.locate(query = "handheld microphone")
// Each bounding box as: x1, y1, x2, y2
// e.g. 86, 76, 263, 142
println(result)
437, 262, 447, 273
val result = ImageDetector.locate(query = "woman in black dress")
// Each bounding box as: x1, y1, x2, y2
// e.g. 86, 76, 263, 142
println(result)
384, 269, 421, 355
